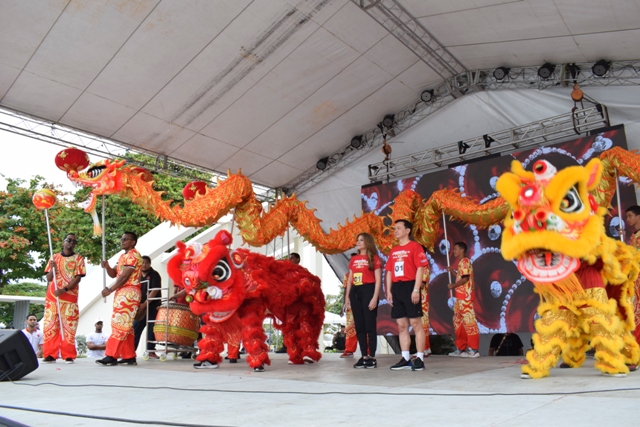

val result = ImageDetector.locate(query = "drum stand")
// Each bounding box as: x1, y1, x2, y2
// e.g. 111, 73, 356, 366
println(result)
143, 283, 198, 362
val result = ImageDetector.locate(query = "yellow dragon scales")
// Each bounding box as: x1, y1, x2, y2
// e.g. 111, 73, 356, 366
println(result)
496, 157, 640, 378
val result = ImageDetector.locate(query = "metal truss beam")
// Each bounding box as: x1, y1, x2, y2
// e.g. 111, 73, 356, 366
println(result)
284, 60, 640, 195
0, 107, 276, 202
368, 105, 610, 182
351, 0, 466, 79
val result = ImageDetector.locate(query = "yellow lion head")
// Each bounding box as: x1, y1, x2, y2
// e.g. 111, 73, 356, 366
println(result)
496, 158, 606, 284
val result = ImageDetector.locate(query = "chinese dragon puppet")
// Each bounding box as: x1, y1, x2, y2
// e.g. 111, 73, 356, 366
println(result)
496, 158, 640, 378
167, 230, 324, 371
58, 145, 640, 378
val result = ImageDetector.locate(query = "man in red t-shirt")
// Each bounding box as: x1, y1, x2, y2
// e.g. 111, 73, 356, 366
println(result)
385, 220, 428, 371
447, 242, 480, 358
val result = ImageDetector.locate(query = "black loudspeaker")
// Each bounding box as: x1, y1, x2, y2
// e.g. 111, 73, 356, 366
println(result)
0, 329, 38, 381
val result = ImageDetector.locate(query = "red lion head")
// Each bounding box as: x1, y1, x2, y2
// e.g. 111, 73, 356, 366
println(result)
168, 230, 247, 322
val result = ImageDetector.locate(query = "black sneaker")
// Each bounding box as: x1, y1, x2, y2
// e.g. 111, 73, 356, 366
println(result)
117, 357, 137, 365
228, 358, 238, 364
365, 358, 377, 369
43, 355, 56, 363
253, 365, 265, 372
96, 356, 118, 366
411, 358, 425, 371
194, 361, 218, 369
354, 357, 366, 369
390, 357, 412, 371
65, 358, 74, 364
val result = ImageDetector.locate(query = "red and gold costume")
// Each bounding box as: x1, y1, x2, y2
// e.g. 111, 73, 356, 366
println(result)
630, 230, 640, 344
496, 158, 640, 378
43, 253, 86, 360
342, 273, 357, 353
105, 248, 143, 360
421, 265, 431, 352
452, 257, 479, 351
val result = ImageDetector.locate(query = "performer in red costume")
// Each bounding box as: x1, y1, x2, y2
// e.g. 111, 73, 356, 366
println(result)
43, 233, 86, 363
341, 254, 358, 358
97, 232, 143, 366
625, 205, 640, 345
447, 242, 480, 358
420, 265, 432, 357
386, 220, 428, 371
345, 234, 382, 369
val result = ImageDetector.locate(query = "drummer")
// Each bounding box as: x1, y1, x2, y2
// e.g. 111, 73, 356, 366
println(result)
133, 256, 162, 359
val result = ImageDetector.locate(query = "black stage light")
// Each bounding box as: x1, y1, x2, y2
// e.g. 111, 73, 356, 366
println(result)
592, 60, 610, 77
537, 63, 555, 79
493, 67, 510, 80
420, 89, 434, 103
316, 157, 329, 171
382, 114, 395, 128
350, 135, 363, 149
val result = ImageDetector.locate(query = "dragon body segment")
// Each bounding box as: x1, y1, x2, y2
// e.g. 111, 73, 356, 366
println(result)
63, 147, 640, 257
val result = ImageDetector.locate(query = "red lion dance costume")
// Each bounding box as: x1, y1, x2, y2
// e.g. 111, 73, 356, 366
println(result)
167, 230, 325, 372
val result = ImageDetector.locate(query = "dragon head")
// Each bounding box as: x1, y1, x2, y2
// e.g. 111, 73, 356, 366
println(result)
67, 158, 126, 195
167, 230, 246, 321
496, 158, 605, 283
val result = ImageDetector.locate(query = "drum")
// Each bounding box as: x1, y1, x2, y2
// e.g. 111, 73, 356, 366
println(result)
154, 303, 199, 346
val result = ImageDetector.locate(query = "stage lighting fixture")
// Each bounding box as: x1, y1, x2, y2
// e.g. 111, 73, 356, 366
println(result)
420, 89, 434, 103
493, 67, 510, 80
316, 157, 329, 171
458, 141, 470, 155
350, 135, 363, 149
592, 60, 610, 77
382, 114, 395, 128
537, 63, 555, 79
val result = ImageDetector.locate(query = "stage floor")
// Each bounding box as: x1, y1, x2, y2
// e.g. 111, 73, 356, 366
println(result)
0, 353, 638, 426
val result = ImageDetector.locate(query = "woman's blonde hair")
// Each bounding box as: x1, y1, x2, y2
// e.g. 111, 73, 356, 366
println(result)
357, 233, 378, 270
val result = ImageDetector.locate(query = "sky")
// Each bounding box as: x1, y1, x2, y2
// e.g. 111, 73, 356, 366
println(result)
0, 130, 84, 193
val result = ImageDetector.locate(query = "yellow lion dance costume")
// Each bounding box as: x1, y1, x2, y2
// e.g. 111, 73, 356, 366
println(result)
496, 158, 640, 378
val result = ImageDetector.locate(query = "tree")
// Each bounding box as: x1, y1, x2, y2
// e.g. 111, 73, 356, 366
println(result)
0, 176, 58, 292
0, 282, 46, 327
0, 154, 215, 290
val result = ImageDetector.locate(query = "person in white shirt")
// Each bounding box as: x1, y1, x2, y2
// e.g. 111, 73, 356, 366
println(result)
22, 314, 43, 357
86, 318, 109, 358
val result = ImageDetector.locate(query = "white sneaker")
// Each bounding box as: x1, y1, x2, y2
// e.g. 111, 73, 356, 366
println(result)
424, 348, 432, 357
461, 349, 480, 358
448, 349, 462, 357
602, 372, 627, 378
193, 361, 218, 369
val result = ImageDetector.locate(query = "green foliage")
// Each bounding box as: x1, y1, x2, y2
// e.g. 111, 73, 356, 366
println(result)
76, 334, 87, 357
325, 288, 344, 315
0, 176, 58, 291
0, 153, 215, 283
0, 281, 46, 327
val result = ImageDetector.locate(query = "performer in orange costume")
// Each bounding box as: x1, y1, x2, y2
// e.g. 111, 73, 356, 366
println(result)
447, 242, 480, 358
420, 265, 431, 357
97, 232, 143, 366
43, 233, 86, 363
625, 205, 640, 345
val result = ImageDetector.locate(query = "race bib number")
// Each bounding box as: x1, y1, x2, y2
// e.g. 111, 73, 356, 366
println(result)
394, 261, 404, 278
353, 272, 363, 285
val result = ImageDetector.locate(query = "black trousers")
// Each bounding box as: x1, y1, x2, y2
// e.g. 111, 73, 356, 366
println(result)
349, 283, 378, 357
133, 304, 158, 351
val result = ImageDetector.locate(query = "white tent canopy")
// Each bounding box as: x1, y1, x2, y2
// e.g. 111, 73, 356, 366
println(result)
2, 0, 639, 190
